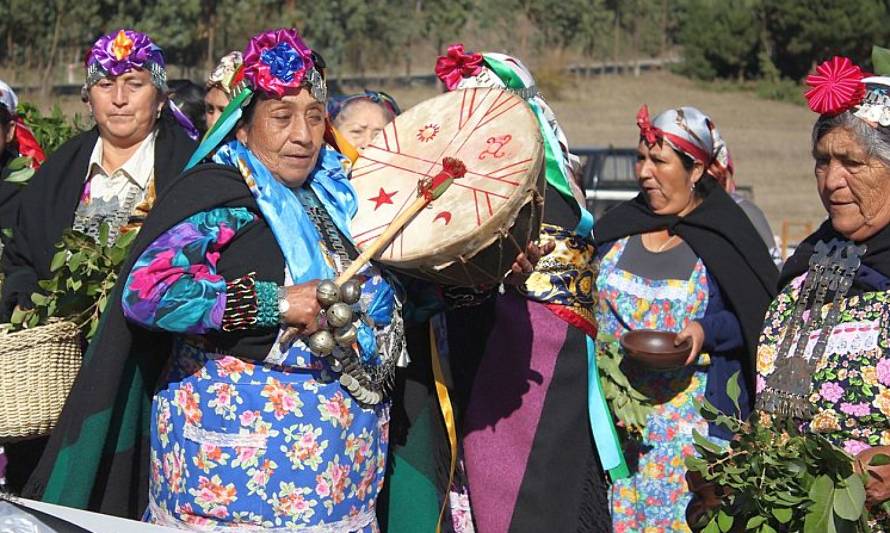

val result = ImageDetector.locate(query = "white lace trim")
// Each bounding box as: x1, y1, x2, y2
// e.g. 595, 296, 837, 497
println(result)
149, 496, 376, 532
796, 319, 881, 360
605, 270, 691, 301
183, 424, 268, 449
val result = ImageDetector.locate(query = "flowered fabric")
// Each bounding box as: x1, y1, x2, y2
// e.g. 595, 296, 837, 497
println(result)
123, 204, 395, 530
520, 223, 597, 336
596, 237, 720, 533
122, 207, 256, 334
756, 276, 890, 453
147, 342, 387, 531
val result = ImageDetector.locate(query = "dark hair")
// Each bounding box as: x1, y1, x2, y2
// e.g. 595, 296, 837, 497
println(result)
168, 79, 207, 134
0, 104, 13, 129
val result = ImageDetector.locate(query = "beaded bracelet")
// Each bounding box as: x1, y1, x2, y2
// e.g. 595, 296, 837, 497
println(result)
221, 273, 280, 331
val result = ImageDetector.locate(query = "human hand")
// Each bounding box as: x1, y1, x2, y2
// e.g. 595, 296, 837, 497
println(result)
675, 320, 705, 366
278, 280, 322, 346
504, 240, 556, 285
855, 446, 890, 507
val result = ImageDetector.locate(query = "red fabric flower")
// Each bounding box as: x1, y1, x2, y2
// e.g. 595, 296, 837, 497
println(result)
636, 105, 661, 145
435, 43, 484, 90
805, 56, 866, 116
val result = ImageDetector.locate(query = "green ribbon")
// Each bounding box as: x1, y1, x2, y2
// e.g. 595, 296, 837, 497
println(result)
186, 86, 254, 169
482, 55, 592, 237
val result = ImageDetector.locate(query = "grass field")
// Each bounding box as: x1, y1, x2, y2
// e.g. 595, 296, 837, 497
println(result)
22, 70, 822, 240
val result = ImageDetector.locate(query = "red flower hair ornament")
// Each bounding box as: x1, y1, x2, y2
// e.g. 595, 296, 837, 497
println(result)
805, 56, 867, 116
636, 105, 661, 145
435, 43, 485, 90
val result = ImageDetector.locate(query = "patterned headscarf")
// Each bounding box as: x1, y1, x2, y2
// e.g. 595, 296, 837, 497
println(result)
84, 29, 167, 91
327, 90, 401, 122
636, 105, 735, 191
206, 51, 243, 97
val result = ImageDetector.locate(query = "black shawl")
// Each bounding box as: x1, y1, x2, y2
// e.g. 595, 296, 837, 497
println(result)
779, 219, 890, 290
594, 177, 779, 388
0, 114, 196, 319
22, 165, 284, 518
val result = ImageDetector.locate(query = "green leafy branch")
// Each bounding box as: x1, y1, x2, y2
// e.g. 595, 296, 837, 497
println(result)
687, 372, 876, 533
597, 338, 653, 437
10, 222, 137, 340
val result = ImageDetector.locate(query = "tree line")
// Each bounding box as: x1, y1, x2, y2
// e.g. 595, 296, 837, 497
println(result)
1, 0, 888, 85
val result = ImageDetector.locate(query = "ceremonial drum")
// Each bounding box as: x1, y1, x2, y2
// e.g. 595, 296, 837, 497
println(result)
350, 87, 546, 286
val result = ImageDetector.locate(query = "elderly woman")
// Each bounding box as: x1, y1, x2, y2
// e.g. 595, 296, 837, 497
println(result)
25, 28, 403, 530
328, 90, 400, 151
594, 105, 777, 531
0, 29, 196, 321
754, 57, 890, 520
204, 50, 242, 131
2, 29, 195, 495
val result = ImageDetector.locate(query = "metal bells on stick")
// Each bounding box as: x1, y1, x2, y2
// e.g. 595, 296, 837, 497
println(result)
306, 278, 363, 355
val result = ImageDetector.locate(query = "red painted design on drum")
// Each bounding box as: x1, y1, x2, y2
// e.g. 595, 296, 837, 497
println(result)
434, 211, 452, 225
417, 123, 440, 142
369, 187, 397, 210
478, 134, 512, 160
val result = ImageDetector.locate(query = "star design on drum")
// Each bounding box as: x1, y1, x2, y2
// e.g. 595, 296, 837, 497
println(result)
416, 123, 440, 142
369, 187, 397, 210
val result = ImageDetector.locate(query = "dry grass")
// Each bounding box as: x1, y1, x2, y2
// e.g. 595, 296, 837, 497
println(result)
22, 71, 821, 234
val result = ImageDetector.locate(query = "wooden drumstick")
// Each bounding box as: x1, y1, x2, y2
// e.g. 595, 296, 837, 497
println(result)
280, 158, 467, 349
334, 157, 467, 285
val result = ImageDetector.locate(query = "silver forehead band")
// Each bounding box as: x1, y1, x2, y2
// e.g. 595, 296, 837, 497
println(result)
861, 87, 890, 108
84, 61, 168, 92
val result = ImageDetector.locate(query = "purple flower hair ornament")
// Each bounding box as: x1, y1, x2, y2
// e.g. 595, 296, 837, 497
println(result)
84, 29, 167, 90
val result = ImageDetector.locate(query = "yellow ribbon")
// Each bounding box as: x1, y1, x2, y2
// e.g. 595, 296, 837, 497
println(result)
430, 322, 457, 533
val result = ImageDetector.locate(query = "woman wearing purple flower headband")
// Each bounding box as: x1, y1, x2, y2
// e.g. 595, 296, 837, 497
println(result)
24, 28, 403, 531
1, 29, 197, 494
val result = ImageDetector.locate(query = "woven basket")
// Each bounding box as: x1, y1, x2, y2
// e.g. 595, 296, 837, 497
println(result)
0, 320, 82, 441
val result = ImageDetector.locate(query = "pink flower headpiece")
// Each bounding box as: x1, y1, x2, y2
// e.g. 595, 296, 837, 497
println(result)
435, 43, 485, 90
242, 28, 326, 101
805, 56, 867, 116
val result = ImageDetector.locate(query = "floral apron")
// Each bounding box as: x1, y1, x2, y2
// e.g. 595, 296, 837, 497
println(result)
596, 237, 714, 533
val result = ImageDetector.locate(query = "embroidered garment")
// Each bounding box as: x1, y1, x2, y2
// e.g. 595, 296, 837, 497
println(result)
757, 276, 890, 453
73, 129, 157, 243
596, 237, 719, 533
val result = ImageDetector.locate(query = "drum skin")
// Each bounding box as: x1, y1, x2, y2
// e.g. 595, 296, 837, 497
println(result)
350, 87, 546, 286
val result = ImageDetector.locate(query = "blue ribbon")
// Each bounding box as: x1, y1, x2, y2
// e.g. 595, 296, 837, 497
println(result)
586, 335, 630, 481
213, 140, 395, 360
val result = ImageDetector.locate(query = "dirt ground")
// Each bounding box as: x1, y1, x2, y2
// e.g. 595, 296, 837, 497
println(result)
25, 70, 822, 240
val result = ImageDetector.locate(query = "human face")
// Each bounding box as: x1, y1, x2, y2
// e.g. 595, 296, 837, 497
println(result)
814, 127, 890, 241
636, 139, 704, 216
334, 100, 390, 150
236, 89, 326, 187
88, 69, 164, 148
204, 86, 228, 130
